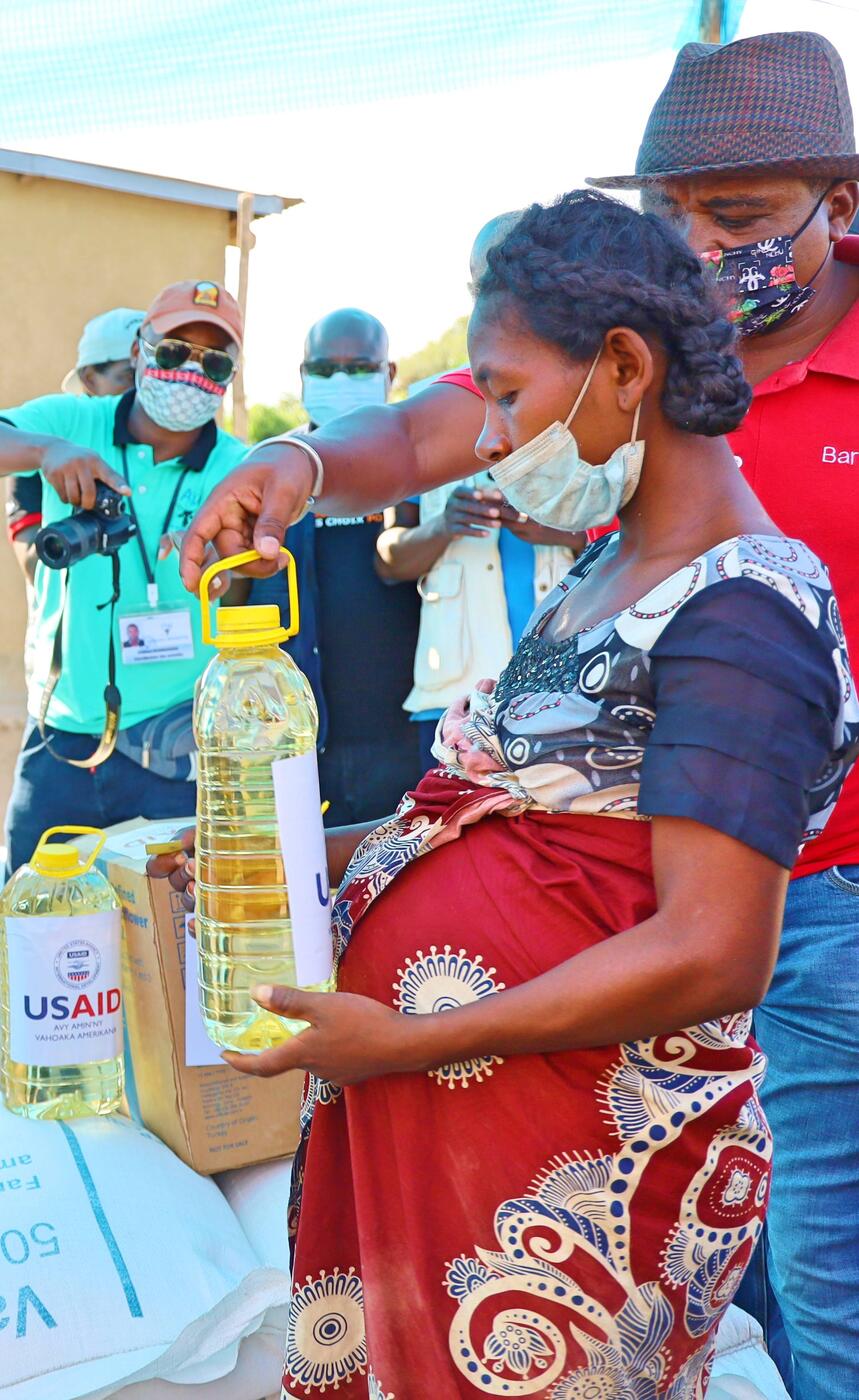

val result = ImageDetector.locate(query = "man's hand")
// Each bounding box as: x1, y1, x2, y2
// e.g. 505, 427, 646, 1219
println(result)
223, 984, 427, 1086
180, 442, 314, 590
498, 501, 585, 550
40, 439, 132, 509
442, 486, 503, 538
147, 827, 196, 933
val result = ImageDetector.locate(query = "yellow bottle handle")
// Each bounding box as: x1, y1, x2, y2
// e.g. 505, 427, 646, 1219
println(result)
199, 547, 300, 645
33, 826, 106, 877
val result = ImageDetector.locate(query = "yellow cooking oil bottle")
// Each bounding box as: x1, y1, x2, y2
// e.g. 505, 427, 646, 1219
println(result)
195, 547, 333, 1053
0, 827, 124, 1118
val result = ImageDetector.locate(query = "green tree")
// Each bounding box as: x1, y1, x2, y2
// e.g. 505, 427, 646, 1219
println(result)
393, 314, 469, 398
246, 395, 308, 443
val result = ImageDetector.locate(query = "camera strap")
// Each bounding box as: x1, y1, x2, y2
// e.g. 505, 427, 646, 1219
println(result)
38, 551, 122, 768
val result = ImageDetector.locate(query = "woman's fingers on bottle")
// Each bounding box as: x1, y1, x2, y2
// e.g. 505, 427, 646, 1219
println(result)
222, 1038, 308, 1078
251, 983, 307, 1015
179, 484, 247, 589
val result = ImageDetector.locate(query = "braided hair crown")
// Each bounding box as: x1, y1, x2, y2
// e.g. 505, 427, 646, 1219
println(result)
478, 189, 751, 437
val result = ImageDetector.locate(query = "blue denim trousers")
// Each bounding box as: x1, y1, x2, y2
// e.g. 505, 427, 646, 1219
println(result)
746, 862, 859, 1400
4, 719, 195, 875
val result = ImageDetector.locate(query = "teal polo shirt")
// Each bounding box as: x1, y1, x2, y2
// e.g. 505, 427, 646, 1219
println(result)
5, 391, 248, 734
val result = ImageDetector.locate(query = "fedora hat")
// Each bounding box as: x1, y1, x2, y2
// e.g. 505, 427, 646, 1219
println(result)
588, 31, 859, 189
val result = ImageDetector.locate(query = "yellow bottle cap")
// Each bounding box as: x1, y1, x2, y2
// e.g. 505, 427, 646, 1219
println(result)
33, 843, 82, 875
30, 826, 106, 878
214, 603, 285, 649
199, 548, 300, 651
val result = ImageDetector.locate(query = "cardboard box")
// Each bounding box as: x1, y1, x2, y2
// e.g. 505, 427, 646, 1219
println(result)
98, 817, 303, 1175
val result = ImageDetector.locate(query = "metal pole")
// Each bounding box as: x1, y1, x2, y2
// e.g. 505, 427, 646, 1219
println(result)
699, 0, 724, 43
231, 191, 256, 443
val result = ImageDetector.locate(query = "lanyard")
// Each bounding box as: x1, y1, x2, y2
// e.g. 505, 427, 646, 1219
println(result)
120, 444, 190, 608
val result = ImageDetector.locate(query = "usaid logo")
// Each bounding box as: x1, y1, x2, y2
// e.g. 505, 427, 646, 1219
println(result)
54, 940, 101, 989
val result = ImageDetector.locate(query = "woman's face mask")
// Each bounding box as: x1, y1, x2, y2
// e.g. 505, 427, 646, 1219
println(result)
699, 189, 832, 337
302, 368, 389, 427
135, 342, 225, 432
489, 348, 644, 532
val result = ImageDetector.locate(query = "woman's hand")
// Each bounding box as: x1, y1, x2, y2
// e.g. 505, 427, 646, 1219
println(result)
180, 442, 314, 590
223, 984, 426, 1086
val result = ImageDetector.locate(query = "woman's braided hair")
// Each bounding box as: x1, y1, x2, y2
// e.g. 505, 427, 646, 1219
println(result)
477, 189, 751, 437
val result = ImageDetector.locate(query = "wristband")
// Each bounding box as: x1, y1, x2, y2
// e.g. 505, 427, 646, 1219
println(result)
282, 435, 325, 505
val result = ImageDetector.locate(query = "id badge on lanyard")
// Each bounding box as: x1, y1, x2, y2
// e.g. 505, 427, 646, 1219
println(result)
119, 449, 195, 665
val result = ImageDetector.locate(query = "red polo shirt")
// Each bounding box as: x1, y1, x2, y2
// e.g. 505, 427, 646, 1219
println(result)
439, 241, 859, 878
729, 236, 859, 875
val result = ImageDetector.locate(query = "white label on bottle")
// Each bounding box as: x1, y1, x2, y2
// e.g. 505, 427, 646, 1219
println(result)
184, 916, 223, 1067
272, 751, 334, 987
5, 910, 122, 1066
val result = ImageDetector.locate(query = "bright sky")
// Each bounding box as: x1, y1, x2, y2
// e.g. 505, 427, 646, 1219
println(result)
20, 58, 672, 405
3, 0, 858, 406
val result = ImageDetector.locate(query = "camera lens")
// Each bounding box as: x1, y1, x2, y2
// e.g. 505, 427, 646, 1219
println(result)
34, 488, 135, 570
35, 527, 73, 570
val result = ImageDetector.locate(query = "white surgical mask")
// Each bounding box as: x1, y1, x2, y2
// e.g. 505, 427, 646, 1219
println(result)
302, 368, 388, 427
490, 348, 643, 531
135, 346, 224, 432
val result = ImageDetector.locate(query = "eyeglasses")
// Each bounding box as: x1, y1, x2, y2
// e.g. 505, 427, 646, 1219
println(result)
302, 359, 386, 379
141, 336, 238, 385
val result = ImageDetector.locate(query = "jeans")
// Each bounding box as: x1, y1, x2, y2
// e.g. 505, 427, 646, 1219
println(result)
417, 718, 440, 775
5, 719, 195, 875
752, 862, 859, 1400
318, 735, 423, 829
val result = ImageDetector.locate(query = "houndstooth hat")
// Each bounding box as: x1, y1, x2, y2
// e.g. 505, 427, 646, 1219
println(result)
588, 31, 859, 189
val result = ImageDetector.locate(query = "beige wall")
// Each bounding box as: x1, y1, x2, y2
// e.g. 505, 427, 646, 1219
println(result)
0, 173, 232, 830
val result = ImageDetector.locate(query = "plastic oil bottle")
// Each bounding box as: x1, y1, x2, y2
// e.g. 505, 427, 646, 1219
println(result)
0, 827, 124, 1118
194, 547, 332, 1053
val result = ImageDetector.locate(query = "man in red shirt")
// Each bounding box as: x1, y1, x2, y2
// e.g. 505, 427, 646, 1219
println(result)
584, 33, 859, 1399
178, 33, 858, 1397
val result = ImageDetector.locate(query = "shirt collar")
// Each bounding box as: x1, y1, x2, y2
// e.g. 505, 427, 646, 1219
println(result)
753, 235, 859, 398
112, 390, 217, 471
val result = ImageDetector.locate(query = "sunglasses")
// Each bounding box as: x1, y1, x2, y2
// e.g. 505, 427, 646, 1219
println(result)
141, 335, 237, 385
302, 359, 386, 379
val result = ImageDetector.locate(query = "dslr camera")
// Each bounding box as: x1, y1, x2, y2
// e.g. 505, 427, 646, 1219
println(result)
35, 483, 136, 570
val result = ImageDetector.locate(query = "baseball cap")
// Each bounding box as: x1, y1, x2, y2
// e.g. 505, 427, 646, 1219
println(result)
142, 280, 244, 348
62, 307, 145, 394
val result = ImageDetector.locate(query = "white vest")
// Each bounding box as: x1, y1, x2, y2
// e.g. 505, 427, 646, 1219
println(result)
405, 473, 575, 713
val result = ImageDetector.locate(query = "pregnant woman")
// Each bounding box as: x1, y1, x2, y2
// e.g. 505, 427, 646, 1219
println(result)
171, 190, 857, 1397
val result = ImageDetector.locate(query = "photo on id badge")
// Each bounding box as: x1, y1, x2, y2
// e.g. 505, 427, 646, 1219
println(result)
119, 609, 194, 664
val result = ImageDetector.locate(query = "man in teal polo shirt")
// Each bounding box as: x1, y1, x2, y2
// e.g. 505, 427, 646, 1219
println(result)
1, 278, 248, 871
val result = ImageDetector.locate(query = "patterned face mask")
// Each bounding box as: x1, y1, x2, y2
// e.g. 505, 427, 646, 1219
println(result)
135, 344, 225, 431
699, 189, 832, 337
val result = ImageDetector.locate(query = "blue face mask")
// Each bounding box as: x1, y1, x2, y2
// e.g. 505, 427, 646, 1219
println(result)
301, 369, 388, 426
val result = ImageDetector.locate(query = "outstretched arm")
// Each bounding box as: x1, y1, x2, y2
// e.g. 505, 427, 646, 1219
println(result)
0, 423, 132, 506
180, 382, 486, 588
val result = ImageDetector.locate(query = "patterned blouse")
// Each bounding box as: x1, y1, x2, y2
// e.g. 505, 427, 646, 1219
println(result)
433, 533, 858, 869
